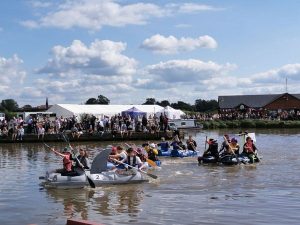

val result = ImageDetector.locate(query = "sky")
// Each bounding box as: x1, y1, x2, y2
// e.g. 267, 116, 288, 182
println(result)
1, 0, 300, 107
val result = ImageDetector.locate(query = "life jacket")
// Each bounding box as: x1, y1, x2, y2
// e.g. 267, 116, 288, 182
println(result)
148, 149, 158, 161
63, 153, 73, 172
127, 155, 137, 168
77, 155, 89, 169
160, 142, 169, 151
244, 142, 254, 153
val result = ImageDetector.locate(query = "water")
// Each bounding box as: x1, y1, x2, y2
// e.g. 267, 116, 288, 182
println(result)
1, 129, 300, 225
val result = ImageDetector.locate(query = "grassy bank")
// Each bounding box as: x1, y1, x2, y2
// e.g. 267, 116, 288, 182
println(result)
201, 120, 300, 129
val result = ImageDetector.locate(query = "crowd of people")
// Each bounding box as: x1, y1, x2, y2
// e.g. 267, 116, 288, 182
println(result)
0, 112, 172, 140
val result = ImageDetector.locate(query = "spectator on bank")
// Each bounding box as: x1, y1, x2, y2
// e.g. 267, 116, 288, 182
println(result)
17, 125, 24, 141
37, 124, 45, 140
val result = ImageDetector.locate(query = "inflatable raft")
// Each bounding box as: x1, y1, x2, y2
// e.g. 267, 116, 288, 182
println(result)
198, 154, 252, 165
40, 149, 148, 189
158, 148, 198, 157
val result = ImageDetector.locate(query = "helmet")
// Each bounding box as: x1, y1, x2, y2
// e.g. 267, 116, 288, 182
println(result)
63, 147, 70, 152
208, 138, 217, 144
149, 143, 156, 148
231, 137, 238, 143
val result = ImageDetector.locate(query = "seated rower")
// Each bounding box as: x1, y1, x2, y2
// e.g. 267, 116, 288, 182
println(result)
50, 147, 75, 176
229, 138, 240, 155
186, 135, 197, 151
147, 143, 159, 162
219, 134, 231, 154
202, 138, 219, 160
243, 136, 259, 163
157, 137, 170, 152
73, 148, 90, 175
122, 148, 143, 170
109, 146, 128, 169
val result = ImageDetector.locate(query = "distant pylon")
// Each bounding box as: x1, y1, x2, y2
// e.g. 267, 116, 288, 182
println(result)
46, 97, 49, 110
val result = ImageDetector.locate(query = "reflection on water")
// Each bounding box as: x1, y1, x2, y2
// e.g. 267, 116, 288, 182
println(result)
1, 130, 300, 224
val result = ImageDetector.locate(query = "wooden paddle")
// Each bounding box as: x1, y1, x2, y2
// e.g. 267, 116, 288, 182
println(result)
111, 158, 158, 179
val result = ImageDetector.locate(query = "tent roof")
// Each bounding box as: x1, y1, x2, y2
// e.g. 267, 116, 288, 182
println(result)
122, 106, 145, 113
47, 104, 165, 116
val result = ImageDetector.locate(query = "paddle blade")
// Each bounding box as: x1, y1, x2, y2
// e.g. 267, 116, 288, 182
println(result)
147, 159, 157, 168
87, 176, 96, 188
146, 172, 158, 179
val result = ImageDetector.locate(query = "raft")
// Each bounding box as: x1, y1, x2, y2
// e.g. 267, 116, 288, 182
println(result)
40, 149, 148, 189
158, 148, 198, 157
198, 154, 251, 165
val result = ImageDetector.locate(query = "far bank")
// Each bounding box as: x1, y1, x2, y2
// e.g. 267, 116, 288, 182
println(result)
201, 119, 300, 129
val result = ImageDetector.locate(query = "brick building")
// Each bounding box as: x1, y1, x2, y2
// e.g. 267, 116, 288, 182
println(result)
218, 93, 300, 119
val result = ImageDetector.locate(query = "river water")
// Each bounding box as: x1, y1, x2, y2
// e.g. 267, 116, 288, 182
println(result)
0, 129, 300, 225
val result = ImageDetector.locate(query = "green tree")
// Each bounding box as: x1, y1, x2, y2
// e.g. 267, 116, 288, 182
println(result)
143, 98, 156, 105
97, 95, 110, 105
1, 99, 19, 112
171, 101, 194, 111
21, 105, 33, 110
85, 95, 110, 105
195, 99, 218, 112
157, 100, 170, 107
85, 98, 98, 104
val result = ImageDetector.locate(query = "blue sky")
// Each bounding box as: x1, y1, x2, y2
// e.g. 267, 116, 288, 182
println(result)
1, 0, 300, 107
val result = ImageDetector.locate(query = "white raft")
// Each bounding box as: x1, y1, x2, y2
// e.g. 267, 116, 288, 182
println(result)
40, 149, 149, 189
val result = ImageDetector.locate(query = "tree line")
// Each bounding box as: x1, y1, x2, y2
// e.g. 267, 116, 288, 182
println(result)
85, 95, 218, 112
0, 95, 218, 119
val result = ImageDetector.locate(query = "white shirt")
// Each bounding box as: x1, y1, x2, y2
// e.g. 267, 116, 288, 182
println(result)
127, 155, 142, 166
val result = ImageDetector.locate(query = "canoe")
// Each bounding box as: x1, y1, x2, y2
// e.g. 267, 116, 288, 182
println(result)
40, 149, 148, 189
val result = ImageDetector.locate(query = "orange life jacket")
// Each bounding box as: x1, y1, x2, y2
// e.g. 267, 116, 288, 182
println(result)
63, 153, 72, 172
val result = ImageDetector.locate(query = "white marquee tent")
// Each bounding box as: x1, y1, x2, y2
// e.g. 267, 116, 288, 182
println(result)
47, 104, 179, 120
155, 106, 185, 119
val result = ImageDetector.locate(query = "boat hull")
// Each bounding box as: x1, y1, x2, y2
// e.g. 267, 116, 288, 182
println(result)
40, 170, 148, 189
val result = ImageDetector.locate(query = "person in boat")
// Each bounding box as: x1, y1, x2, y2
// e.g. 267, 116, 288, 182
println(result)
170, 135, 185, 157
122, 147, 143, 170
186, 135, 197, 151
147, 143, 159, 162
136, 147, 147, 163
72, 148, 91, 175
50, 147, 75, 175
202, 138, 219, 160
109, 146, 128, 169
229, 138, 240, 155
243, 136, 259, 163
157, 137, 170, 153
219, 134, 230, 154
75, 148, 90, 170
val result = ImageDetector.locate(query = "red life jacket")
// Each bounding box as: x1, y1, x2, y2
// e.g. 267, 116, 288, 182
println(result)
245, 142, 254, 153
63, 153, 72, 172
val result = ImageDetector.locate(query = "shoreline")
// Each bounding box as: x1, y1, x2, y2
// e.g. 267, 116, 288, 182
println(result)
201, 119, 300, 129
0, 131, 181, 143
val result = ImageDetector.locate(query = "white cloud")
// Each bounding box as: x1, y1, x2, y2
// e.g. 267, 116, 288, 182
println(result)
30, 1, 52, 8
144, 59, 236, 82
0, 54, 26, 85
252, 63, 300, 83
175, 23, 192, 28
141, 34, 217, 54
38, 39, 137, 76
176, 3, 222, 13
21, 0, 220, 30
30, 39, 139, 105
22, 0, 165, 30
